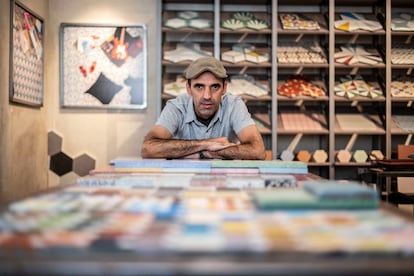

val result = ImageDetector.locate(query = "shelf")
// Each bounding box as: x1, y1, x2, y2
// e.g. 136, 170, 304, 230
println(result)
334, 96, 386, 102
162, 27, 214, 33
333, 110, 385, 133
334, 162, 372, 166
220, 28, 272, 34
222, 61, 272, 68
277, 95, 329, 102
278, 63, 329, 69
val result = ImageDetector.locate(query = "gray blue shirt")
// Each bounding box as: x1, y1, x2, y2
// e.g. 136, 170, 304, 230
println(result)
155, 93, 255, 143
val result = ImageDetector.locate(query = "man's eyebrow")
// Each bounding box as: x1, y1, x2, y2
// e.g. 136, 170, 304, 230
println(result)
192, 82, 221, 87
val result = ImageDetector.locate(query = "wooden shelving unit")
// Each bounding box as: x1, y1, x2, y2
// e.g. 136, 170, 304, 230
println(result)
159, 0, 414, 180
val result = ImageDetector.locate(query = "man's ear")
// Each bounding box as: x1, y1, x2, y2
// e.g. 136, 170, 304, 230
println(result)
186, 81, 192, 96
222, 81, 228, 95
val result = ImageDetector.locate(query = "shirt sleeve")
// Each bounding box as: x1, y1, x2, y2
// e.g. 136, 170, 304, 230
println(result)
155, 100, 182, 136
230, 97, 255, 134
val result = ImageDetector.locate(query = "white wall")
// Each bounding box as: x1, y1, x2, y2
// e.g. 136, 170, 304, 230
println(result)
46, 0, 159, 186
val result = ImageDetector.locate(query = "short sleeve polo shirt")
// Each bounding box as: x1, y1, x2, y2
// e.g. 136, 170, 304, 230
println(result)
155, 93, 254, 143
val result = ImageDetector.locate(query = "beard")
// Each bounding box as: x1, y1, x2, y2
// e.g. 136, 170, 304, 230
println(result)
197, 100, 217, 119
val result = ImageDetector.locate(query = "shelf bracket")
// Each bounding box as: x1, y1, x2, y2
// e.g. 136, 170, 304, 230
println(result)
407, 101, 413, 108
404, 134, 413, 145
287, 133, 303, 152
351, 100, 359, 107
295, 67, 304, 75
349, 34, 359, 44
351, 101, 364, 113
405, 35, 412, 44
237, 33, 249, 43
239, 66, 248, 75
406, 67, 412, 75
350, 67, 359, 75
345, 133, 358, 152
295, 99, 304, 107
180, 32, 193, 42
295, 33, 304, 43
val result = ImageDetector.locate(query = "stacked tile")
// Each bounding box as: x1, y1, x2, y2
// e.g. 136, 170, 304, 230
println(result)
352, 150, 368, 163
312, 149, 328, 163
334, 12, 383, 32
221, 12, 269, 31
391, 43, 414, 65
164, 11, 211, 30
227, 74, 269, 97
391, 75, 414, 97
163, 43, 212, 63
334, 44, 383, 65
277, 41, 327, 64
279, 13, 320, 30
278, 76, 325, 98
252, 180, 379, 210
391, 12, 414, 31
163, 76, 186, 97
334, 75, 382, 99
222, 42, 270, 64
110, 159, 308, 175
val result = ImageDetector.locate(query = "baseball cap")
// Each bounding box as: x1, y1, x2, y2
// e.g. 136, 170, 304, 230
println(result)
185, 56, 228, 79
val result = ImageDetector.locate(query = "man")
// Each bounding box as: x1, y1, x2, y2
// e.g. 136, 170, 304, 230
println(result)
141, 56, 266, 160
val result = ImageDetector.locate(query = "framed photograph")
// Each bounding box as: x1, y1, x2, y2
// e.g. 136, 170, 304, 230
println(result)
10, 0, 44, 107
60, 23, 147, 109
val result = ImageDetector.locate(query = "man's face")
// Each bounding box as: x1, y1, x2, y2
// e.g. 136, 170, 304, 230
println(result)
186, 72, 227, 120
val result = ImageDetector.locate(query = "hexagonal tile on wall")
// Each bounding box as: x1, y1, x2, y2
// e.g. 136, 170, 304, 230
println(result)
48, 131, 63, 156
73, 154, 96, 176
50, 151, 73, 176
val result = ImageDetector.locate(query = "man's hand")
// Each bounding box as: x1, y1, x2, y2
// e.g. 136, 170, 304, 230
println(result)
201, 125, 266, 160
205, 137, 235, 151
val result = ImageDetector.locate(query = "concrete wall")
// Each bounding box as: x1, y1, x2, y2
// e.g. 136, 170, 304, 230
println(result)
0, 0, 159, 203
0, 0, 49, 204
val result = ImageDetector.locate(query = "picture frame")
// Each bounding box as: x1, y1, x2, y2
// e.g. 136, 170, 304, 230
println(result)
9, 0, 44, 107
59, 23, 147, 110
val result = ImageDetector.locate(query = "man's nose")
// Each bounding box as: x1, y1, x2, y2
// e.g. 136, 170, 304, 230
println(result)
203, 88, 212, 99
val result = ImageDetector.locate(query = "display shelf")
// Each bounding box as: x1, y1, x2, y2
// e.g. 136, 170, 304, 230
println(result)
388, 1, 414, 163
218, 0, 273, 151
159, 0, 414, 180
331, 0, 390, 179
276, 0, 330, 178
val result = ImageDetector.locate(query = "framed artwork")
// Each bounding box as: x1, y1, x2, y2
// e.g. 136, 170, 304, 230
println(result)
60, 23, 147, 109
9, 0, 44, 107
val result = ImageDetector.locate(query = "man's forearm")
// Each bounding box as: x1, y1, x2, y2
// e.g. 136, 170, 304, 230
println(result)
141, 138, 204, 159
206, 143, 266, 160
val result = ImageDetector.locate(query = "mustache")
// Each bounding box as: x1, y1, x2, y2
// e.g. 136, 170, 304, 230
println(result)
200, 100, 214, 104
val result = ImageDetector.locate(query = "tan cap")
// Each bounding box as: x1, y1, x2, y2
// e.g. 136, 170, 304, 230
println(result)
185, 56, 228, 79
